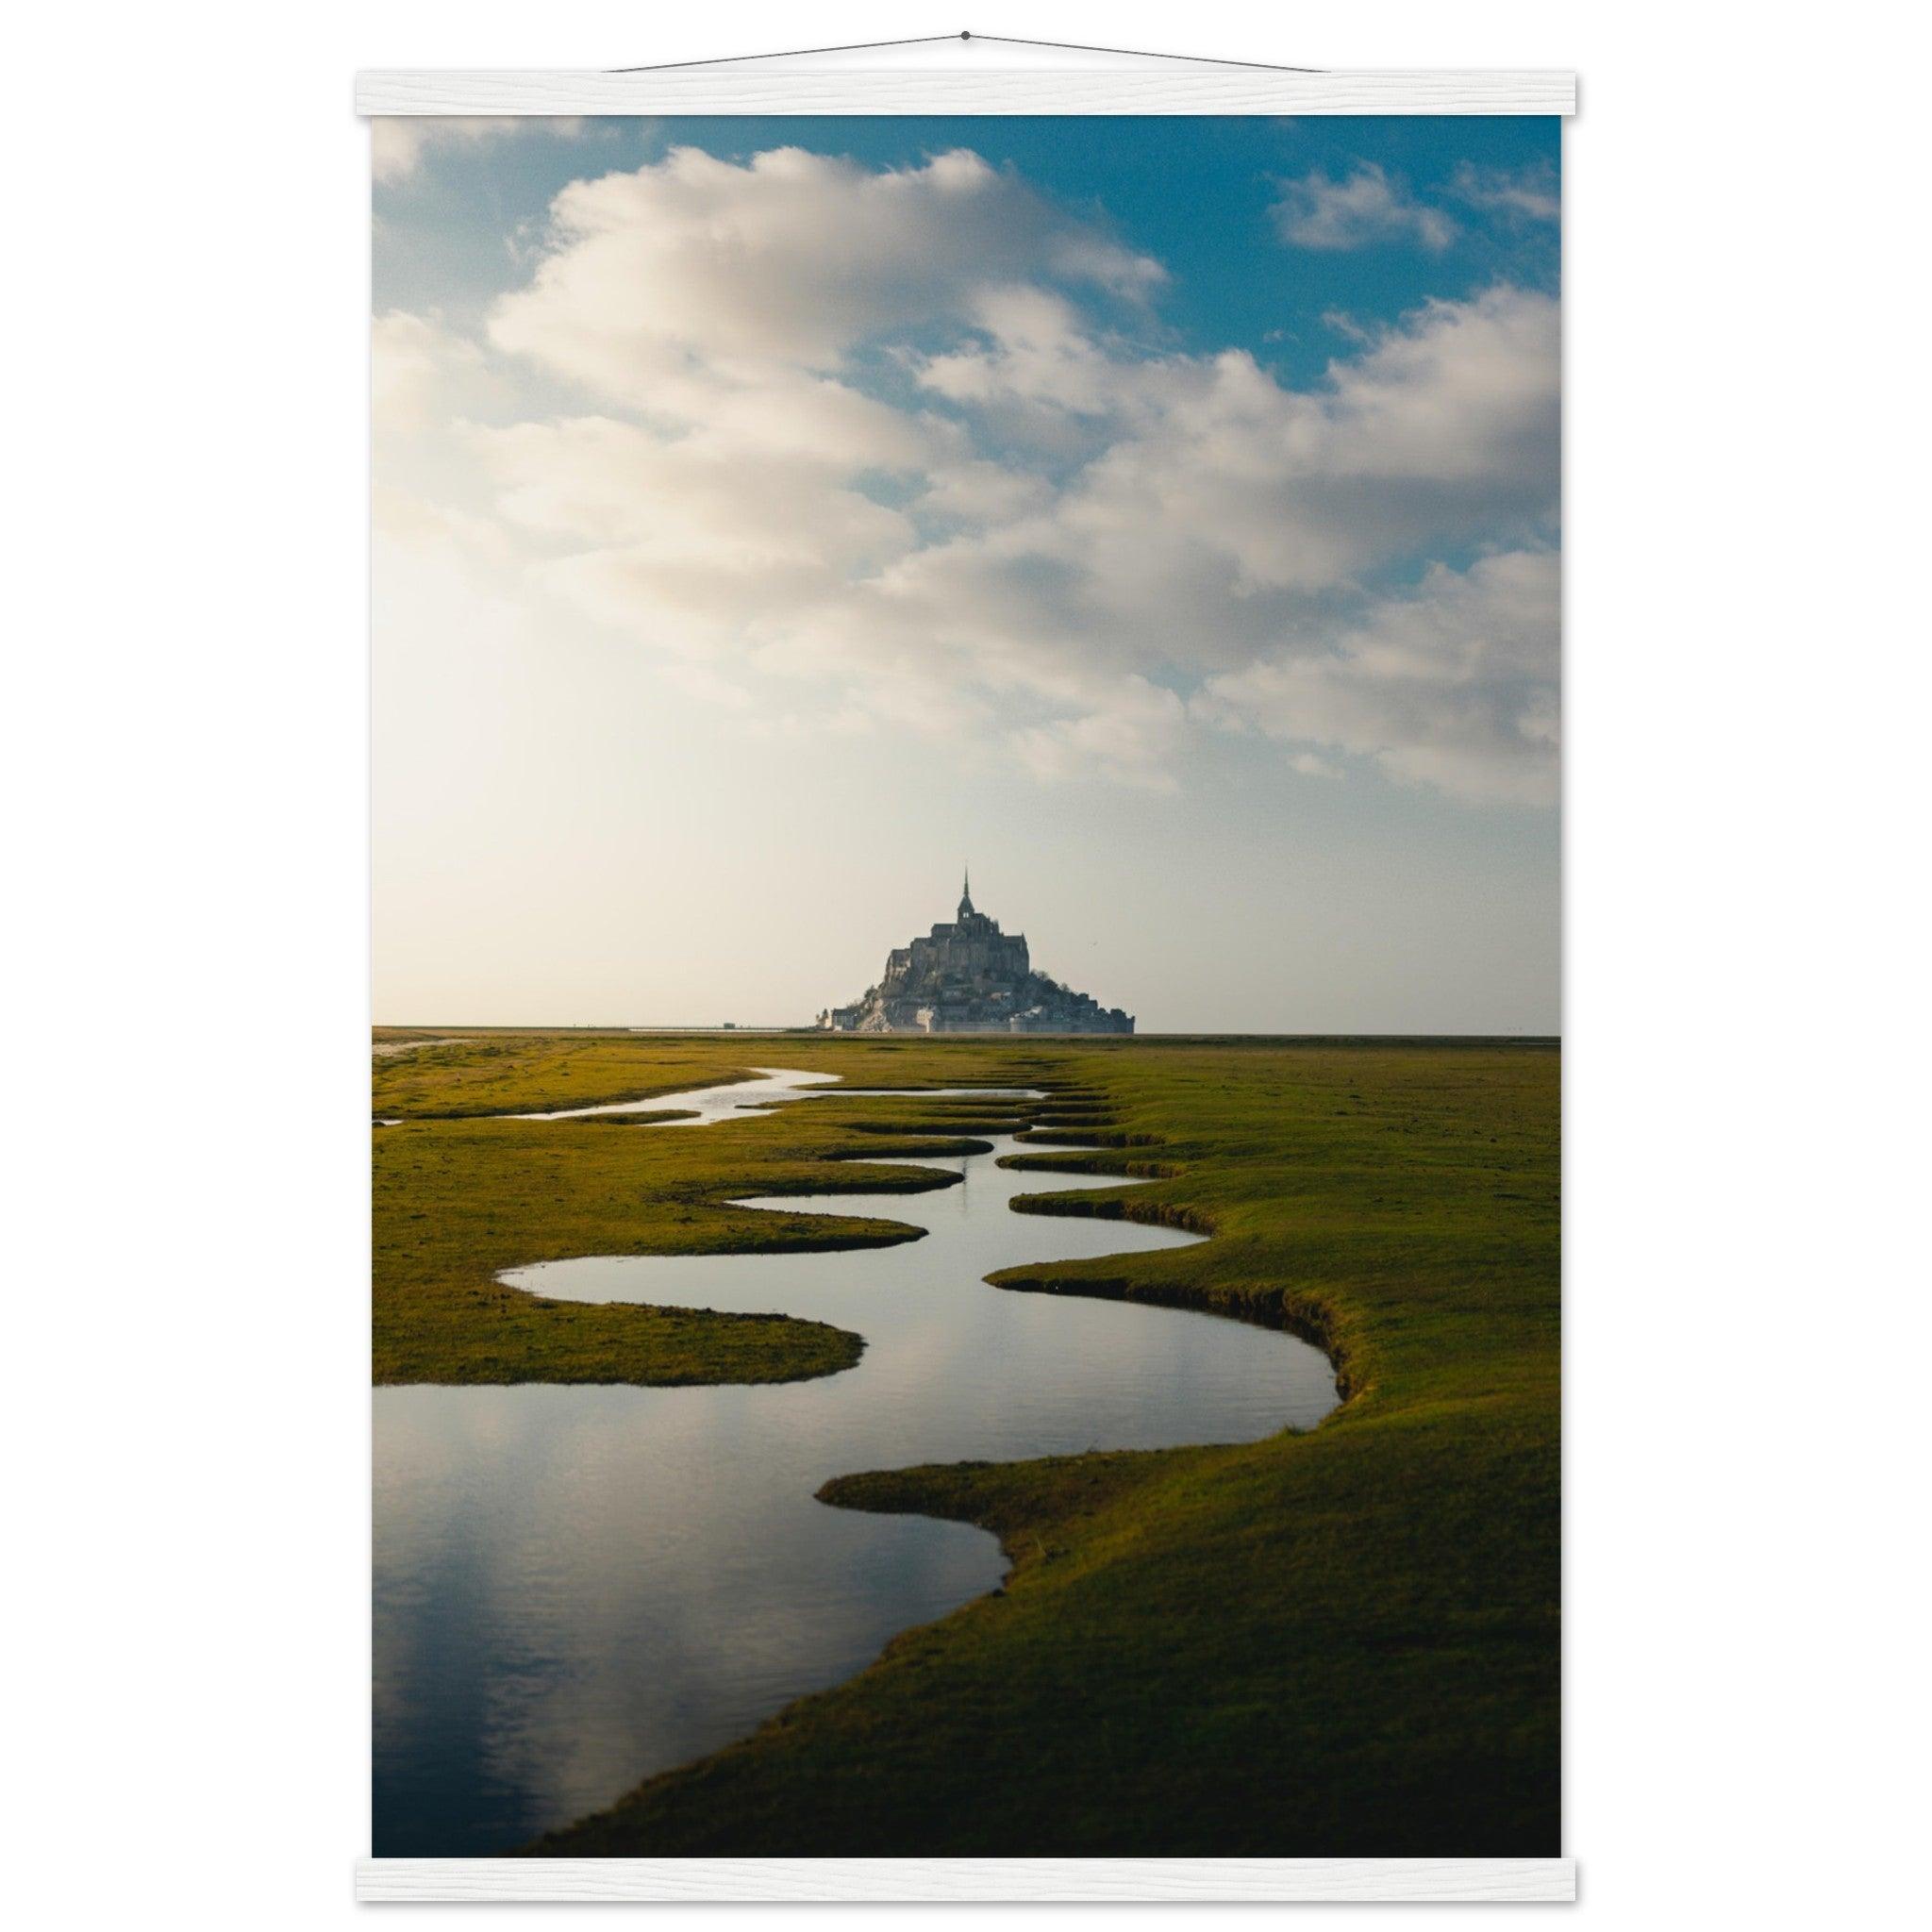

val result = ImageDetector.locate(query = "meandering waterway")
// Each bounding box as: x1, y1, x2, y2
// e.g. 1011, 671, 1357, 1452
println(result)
510, 1064, 843, 1122
372, 1071, 1340, 1856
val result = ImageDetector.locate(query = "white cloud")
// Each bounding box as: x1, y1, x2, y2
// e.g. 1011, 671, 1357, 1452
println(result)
480, 415, 911, 570
473, 411, 917, 663
1012, 677, 1188, 792
1270, 163, 1457, 253
920, 286, 1124, 416
372, 117, 587, 185
382, 147, 1558, 803
916, 459, 1053, 525
890, 283, 1557, 648
372, 311, 492, 431
372, 314, 515, 558
1041, 287, 1557, 599
1452, 160, 1561, 225
372, 483, 505, 557
488, 146, 1162, 393
1196, 550, 1561, 804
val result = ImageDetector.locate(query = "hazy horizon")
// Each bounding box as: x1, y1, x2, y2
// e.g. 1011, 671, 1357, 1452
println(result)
374, 116, 1559, 1033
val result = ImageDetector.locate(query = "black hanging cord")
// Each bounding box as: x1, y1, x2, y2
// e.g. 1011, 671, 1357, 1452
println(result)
610, 31, 1324, 76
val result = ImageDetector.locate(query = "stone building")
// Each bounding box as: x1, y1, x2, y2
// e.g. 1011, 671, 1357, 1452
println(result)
818, 874, 1134, 1036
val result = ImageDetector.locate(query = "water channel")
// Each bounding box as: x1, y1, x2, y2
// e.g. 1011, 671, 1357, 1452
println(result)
373, 1071, 1339, 1855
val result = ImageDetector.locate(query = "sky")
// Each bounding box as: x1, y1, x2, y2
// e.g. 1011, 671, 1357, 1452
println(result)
373, 115, 1560, 1033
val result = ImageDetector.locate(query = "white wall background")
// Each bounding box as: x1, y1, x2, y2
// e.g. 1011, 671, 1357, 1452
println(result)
8, 5, 1924, 1926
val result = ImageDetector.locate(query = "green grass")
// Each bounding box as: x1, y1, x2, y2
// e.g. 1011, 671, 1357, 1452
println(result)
373, 1032, 1052, 1386
375, 1030, 1559, 1853
373, 1028, 760, 1120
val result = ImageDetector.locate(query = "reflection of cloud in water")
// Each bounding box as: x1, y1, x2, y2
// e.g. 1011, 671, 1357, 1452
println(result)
511, 1065, 843, 1123
514, 1066, 1043, 1126
375, 1108, 1338, 1855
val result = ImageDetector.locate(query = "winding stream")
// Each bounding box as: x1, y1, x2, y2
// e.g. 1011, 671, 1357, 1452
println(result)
510, 1065, 844, 1123
373, 1071, 1340, 1856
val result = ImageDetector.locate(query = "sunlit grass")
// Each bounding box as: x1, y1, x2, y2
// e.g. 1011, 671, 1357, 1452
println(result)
374, 1029, 1558, 1853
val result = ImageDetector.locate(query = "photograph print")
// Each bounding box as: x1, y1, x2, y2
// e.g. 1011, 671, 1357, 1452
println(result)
372, 109, 1561, 1862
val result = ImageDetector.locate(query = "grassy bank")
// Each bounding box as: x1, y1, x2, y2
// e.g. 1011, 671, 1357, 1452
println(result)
373, 1029, 758, 1120
373, 1032, 1047, 1385
375, 1030, 1559, 1852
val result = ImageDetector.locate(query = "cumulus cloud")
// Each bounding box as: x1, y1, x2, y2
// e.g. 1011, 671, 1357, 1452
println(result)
1013, 677, 1189, 792
951, 286, 1559, 603
916, 459, 1054, 525
382, 145, 1558, 804
489, 146, 1162, 394
1197, 550, 1561, 804
372, 313, 517, 555
372, 117, 587, 185
1452, 159, 1561, 225
372, 312, 493, 430
1270, 163, 1457, 253
473, 411, 918, 659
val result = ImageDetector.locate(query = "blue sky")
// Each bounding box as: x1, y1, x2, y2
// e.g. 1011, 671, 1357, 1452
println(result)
372, 116, 1560, 1030
376, 116, 1558, 386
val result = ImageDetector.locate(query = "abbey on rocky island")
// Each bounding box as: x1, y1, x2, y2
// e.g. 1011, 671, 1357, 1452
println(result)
817, 874, 1134, 1036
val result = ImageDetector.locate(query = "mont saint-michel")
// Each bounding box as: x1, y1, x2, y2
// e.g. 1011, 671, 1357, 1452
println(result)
817, 875, 1134, 1036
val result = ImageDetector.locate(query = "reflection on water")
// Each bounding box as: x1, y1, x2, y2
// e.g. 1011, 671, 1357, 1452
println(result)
513, 1066, 876, 1128
512, 1064, 842, 1123
513, 1065, 1045, 1124
373, 1084, 1339, 1856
